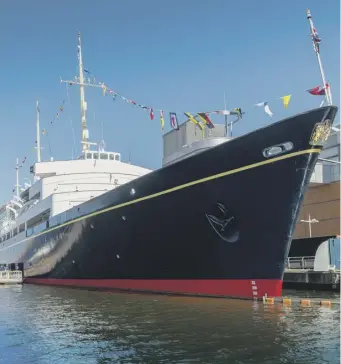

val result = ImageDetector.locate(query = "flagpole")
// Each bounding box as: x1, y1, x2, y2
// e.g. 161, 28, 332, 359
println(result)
36, 100, 41, 163
15, 158, 19, 198
306, 9, 332, 105
223, 92, 228, 137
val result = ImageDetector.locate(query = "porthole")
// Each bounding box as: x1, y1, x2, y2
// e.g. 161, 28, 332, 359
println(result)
263, 142, 293, 158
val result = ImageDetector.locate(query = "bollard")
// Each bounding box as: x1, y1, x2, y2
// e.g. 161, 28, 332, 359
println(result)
320, 300, 332, 307
282, 298, 292, 306
300, 299, 311, 307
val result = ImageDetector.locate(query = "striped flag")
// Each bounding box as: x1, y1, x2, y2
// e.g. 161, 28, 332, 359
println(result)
311, 26, 321, 53
169, 112, 179, 130
197, 113, 215, 129
184, 112, 204, 130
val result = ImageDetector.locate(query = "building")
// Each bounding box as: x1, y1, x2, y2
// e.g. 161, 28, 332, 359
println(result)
294, 182, 340, 238
294, 124, 340, 238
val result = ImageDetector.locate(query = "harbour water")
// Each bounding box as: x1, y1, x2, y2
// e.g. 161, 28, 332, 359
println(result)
0, 285, 339, 364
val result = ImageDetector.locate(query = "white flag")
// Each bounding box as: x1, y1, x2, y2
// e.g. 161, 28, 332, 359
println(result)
255, 101, 273, 118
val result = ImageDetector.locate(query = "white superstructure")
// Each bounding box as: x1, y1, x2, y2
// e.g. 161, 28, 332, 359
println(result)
0, 151, 151, 263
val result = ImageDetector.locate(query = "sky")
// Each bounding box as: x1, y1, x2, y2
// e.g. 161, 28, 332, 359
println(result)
0, 0, 339, 203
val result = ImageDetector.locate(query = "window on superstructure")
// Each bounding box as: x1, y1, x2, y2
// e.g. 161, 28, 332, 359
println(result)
13, 229, 17, 237
86, 153, 92, 160
6, 232, 10, 240
100, 153, 108, 160
115, 154, 120, 161
31, 192, 40, 201
93, 153, 99, 160
19, 223, 25, 233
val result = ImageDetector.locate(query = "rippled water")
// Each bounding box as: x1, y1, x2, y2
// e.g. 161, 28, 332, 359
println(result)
0, 285, 339, 363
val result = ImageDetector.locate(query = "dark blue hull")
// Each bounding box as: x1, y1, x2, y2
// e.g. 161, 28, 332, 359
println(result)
9, 106, 339, 298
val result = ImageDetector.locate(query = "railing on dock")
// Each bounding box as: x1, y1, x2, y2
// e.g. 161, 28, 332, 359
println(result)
0, 270, 23, 284
286, 256, 315, 270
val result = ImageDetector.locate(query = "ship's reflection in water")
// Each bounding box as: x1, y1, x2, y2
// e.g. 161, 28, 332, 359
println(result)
0, 285, 339, 364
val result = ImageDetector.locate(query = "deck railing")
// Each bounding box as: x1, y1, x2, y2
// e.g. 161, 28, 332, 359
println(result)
286, 256, 315, 270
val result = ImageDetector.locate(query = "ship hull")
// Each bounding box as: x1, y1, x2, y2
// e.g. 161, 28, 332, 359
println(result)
25, 278, 282, 298
7, 106, 339, 299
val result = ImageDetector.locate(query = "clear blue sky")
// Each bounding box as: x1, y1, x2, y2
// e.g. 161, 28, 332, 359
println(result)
0, 0, 339, 203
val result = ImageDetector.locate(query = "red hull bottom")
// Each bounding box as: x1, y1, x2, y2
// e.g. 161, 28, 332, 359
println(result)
24, 278, 283, 299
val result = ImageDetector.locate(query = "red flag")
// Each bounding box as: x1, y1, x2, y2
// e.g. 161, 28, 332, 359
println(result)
149, 108, 154, 120
307, 85, 325, 96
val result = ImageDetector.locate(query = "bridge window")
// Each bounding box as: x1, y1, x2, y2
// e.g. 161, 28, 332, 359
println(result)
83, 152, 120, 161
26, 228, 34, 237
19, 223, 25, 233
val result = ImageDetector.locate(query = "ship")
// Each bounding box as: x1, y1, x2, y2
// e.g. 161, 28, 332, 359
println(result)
0, 15, 338, 299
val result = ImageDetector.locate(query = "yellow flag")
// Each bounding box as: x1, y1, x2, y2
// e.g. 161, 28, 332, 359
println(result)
198, 122, 205, 131
184, 112, 204, 130
160, 110, 165, 131
280, 94, 292, 109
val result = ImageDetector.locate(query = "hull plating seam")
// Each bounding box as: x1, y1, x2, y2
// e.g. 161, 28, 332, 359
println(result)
8, 148, 320, 245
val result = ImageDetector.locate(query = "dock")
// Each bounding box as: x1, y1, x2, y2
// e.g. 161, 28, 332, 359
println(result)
283, 256, 340, 291
0, 270, 23, 285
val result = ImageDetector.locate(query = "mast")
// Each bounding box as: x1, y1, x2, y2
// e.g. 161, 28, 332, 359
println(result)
77, 32, 89, 152
61, 32, 103, 153
36, 100, 41, 162
306, 9, 332, 105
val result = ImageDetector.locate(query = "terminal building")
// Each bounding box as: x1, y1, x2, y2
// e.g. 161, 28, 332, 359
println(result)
295, 124, 340, 239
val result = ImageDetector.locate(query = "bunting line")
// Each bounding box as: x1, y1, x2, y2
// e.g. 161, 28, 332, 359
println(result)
15, 157, 27, 171
77, 69, 246, 131
80, 68, 330, 132
63, 68, 332, 133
